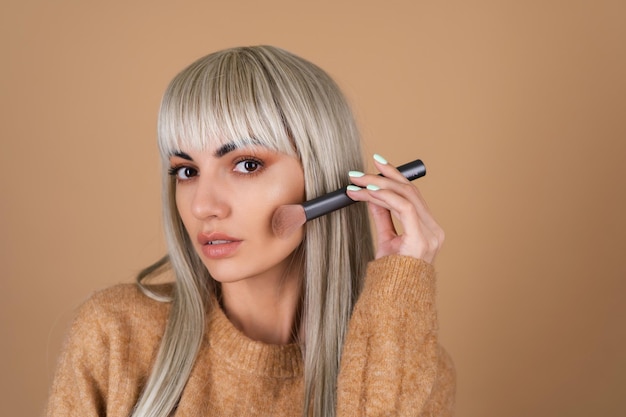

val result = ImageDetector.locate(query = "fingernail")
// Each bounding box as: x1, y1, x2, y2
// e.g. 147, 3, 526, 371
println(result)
373, 154, 388, 165
347, 185, 362, 191
348, 170, 365, 178
366, 184, 381, 191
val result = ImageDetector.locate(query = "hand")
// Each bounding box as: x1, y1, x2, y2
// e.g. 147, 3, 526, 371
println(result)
346, 154, 445, 263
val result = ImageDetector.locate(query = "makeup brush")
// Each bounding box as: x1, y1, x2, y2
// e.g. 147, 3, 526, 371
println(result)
272, 158, 426, 238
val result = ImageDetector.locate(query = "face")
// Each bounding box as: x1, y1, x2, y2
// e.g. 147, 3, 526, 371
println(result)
169, 141, 305, 285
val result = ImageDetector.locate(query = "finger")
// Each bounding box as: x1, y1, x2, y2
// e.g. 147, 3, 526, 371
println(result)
348, 155, 445, 261
371, 153, 411, 184
365, 187, 424, 239
347, 154, 443, 238
349, 170, 438, 235
367, 200, 398, 243
347, 185, 422, 240
349, 176, 431, 228
369, 154, 433, 215
347, 185, 444, 261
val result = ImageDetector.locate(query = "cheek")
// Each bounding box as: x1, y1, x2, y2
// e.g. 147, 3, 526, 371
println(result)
248, 191, 290, 236
264, 174, 304, 220
266, 166, 306, 205
265, 187, 301, 209
249, 171, 304, 238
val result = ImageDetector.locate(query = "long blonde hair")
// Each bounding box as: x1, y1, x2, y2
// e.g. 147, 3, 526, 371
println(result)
134, 45, 374, 417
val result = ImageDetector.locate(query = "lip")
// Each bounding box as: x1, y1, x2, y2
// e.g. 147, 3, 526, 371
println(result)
197, 232, 242, 260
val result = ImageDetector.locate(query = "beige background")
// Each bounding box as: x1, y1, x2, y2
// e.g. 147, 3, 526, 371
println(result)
2, 1, 625, 416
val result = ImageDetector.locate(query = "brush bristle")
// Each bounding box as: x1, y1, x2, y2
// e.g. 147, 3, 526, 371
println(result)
272, 204, 306, 238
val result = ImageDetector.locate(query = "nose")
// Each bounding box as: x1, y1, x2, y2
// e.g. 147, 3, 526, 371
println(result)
190, 177, 231, 220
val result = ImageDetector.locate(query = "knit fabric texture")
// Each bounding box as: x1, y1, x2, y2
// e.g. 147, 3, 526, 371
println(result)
46, 255, 455, 416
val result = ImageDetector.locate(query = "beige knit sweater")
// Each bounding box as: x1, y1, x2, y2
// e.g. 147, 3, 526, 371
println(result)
46, 255, 455, 416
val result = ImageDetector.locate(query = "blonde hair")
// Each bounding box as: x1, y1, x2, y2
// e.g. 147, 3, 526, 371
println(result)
134, 45, 374, 417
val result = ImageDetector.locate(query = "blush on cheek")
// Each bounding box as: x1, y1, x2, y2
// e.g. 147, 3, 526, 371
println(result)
264, 182, 304, 214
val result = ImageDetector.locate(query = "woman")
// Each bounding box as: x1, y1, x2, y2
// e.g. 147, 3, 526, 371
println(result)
46, 45, 455, 416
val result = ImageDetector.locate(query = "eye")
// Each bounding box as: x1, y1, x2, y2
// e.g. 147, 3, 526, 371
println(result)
168, 166, 198, 181
234, 158, 263, 174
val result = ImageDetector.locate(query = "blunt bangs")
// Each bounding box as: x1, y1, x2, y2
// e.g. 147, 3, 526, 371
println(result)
157, 48, 297, 158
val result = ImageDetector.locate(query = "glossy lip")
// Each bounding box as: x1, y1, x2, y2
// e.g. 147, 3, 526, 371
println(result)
197, 232, 243, 260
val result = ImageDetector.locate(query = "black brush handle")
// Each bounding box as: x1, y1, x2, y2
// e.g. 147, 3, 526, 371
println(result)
302, 159, 426, 221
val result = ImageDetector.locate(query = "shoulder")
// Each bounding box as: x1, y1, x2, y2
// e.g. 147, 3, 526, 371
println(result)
47, 284, 173, 415
84, 282, 172, 309
71, 283, 172, 343
81, 283, 171, 316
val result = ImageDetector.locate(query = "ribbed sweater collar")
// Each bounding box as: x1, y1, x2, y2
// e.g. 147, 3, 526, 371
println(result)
206, 302, 304, 379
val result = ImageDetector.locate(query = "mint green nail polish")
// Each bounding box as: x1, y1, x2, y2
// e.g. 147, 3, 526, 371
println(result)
373, 154, 388, 165
347, 185, 362, 191
348, 170, 365, 178
366, 184, 381, 191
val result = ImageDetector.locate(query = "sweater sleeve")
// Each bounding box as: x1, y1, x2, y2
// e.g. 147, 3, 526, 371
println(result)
337, 255, 456, 416
45, 296, 111, 417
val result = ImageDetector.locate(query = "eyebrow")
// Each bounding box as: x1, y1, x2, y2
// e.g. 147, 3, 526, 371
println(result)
169, 138, 265, 160
172, 151, 193, 161
214, 142, 238, 158
216, 138, 267, 157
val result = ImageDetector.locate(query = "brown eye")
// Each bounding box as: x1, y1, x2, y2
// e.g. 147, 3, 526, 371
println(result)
234, 158, 262, 174
169, 166, 198, 180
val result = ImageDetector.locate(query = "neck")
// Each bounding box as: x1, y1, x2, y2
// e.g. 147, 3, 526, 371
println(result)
219, 267, 302, 345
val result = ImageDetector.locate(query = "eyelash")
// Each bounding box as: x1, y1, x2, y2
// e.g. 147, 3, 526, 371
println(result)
167, 156, 265, 182
233, 156, 264, 175
168, 165, 197, 181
